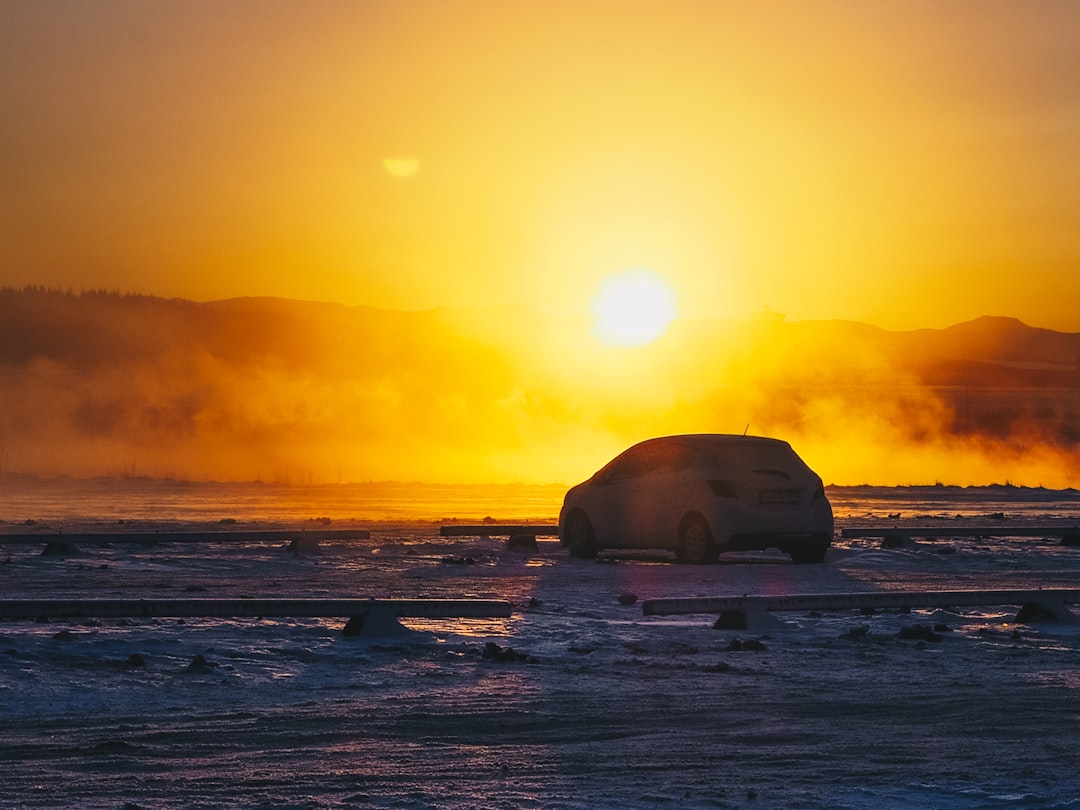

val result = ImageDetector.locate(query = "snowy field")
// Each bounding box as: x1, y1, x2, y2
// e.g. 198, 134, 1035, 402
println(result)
2, 480, 1080, 809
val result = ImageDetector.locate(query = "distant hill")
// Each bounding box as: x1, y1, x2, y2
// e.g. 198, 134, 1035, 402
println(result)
746, 315, 1080, 388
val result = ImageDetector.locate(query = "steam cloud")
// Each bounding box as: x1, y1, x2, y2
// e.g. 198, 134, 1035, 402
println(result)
1, 289, 1078, 487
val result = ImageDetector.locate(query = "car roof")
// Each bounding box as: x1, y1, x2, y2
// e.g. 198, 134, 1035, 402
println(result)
631, 434, 789, 449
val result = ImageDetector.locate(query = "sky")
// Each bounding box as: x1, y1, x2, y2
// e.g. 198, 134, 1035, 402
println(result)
2, 1, 1080, 332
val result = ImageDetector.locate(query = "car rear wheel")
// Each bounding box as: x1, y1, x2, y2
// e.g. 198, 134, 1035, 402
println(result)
565, 511, 598, 559
678, 514, 718, 564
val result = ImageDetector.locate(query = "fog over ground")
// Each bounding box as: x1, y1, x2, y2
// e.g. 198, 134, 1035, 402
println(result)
1, 288, 1078, 486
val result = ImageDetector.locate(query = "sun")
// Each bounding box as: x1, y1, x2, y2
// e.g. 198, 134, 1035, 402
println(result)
590, 269, 678, 347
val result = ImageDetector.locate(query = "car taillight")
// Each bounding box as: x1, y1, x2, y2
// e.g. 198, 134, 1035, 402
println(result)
708, 479, 736, 498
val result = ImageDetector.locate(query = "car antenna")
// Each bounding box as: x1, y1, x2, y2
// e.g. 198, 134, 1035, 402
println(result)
743, 424, 750, 436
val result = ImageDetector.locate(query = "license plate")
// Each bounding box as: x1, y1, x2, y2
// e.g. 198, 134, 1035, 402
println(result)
759, 490, 800, 505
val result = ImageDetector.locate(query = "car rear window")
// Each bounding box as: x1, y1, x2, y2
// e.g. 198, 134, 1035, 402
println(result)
695, 440, 805, 472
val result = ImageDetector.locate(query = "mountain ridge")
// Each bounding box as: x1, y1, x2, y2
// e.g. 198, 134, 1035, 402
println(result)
2, 288, 1078, 384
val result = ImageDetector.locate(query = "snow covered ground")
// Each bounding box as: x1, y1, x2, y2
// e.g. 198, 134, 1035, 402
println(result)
2, 482, 1080, 809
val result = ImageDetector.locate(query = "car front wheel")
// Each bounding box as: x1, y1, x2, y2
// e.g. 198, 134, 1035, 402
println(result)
678, 514, 718, 564
564, 511, 598, 559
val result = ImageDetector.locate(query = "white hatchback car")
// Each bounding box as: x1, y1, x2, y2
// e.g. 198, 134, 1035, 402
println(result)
559, 434, 833, 564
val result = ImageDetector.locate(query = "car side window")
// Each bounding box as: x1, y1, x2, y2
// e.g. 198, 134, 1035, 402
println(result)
605, 452, 642, 482
606, 443, 694, 481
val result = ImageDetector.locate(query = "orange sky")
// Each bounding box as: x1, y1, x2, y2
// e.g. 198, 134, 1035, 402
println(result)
2, 1, 1080, 331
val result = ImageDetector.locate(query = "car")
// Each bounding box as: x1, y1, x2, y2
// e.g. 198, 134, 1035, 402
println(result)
558, 434, 833, 564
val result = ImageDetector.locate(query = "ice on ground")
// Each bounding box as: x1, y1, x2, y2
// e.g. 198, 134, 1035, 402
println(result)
1, 483, 1080, 808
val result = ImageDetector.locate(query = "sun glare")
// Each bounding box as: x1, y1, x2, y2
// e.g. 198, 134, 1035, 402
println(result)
382, 158, 420, 179
591, 269, 678, 347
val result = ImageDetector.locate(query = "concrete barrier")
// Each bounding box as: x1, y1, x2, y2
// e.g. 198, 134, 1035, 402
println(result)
440, 524, 558, 537
0, 529, 371, 556
841, 526, 1080, 547
0, 598, 514, 637
642, 589, 1080, 631
440, 524, 558, 550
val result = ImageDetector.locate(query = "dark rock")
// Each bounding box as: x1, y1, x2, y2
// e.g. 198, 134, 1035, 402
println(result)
726, 639, 743, 652
1060, 533, 1079, 547
341, 615, 368, 637
288, 537, 322, 555
714, 610, 747, 630
846, 625, 869, 640
52, 630, 76, 642
440, 555, 476, 565
705, 662, 733, 673
896, 624, 943, 643
617, 593, 638, 606
125, 653, 147, 668
506, 534, 538, 552
1016, 602, 1066, 623
185, 654, 218, 673
481, 642, 529, 662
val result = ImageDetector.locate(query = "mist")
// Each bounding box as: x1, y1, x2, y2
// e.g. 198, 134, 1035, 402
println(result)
1, 288, 1078, 487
